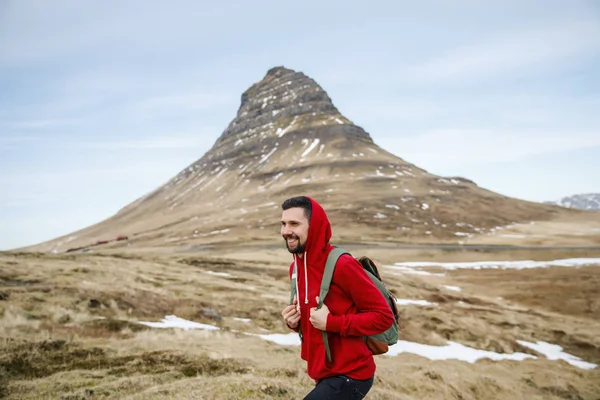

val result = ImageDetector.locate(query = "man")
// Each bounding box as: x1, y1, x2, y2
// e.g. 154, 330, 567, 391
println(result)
280, 196, 394, 399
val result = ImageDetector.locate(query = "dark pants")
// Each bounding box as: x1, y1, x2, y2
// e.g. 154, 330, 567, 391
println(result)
304, 375, 374, 399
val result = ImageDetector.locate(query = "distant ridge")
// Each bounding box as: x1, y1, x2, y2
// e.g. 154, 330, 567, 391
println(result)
545, 193, 600, 211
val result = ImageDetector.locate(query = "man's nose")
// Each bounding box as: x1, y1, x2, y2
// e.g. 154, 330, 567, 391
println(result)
282, 225, 292, 236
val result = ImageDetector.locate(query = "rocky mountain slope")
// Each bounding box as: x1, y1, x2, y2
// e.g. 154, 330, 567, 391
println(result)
23, 67, 585, 253
546, 193, 600, 211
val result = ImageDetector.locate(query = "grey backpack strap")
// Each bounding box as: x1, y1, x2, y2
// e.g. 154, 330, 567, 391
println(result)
289, 260, 303, 342
290, 260, 297, 305
319, 247, 348, 363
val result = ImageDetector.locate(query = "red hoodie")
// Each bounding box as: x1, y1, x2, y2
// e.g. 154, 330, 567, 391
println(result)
287, 197, 394, 381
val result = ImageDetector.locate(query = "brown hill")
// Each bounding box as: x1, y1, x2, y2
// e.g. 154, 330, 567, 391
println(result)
23, 66, 596, 253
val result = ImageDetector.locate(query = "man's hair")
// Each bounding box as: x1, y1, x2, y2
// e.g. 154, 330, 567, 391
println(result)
282, 196, 312, 222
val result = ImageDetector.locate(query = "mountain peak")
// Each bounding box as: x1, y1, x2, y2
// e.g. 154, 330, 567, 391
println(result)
214, 66, 372, 151
265, 65, 296, 78
546, 193, 600, 211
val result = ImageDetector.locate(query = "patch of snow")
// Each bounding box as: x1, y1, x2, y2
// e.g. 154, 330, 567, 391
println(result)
301, 139, 320, 158
437, 178, 459, 184
335, 118, 344, 124
277, 116, 298, 137
233, 318, 251, 323
421, 203, 429, 210
249, 332, 301, 346
500, 234, 526, 238
386, 265, 445, 277
137, 315, 219, 331
386, 204, 400, 210
386, 340, 535, 363
210, 229, 230, 235
392, 258, 600, 270
443, 285, 462, 292
259, 148, 277, 164
239, 163, 251, 174
396, 299, 438, 306
517, 340, 597, 370
374, 213, 387, 219
206, 271, 233, 277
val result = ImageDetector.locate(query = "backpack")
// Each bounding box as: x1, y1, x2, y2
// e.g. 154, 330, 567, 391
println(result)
289, 247, 400, 363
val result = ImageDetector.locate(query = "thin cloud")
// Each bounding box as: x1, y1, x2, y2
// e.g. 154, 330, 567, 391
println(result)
379, 129, 600, 170
73, 133, 216, 150
405, 20, 600, 84
0, 118, 81, 130
0, 135, 40, 150
131, 93, 238, 117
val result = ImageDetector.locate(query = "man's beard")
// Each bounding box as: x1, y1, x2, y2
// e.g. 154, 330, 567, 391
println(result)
284, 235, 306, 254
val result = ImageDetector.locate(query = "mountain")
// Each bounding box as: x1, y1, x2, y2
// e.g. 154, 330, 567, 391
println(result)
22, 66, 582, 253
546, 193, 600, 211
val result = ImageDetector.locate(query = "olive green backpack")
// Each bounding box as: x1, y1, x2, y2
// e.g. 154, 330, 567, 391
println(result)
290, 247, 400, 362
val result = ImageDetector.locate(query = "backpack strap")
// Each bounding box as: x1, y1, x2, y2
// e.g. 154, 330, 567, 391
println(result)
290, 260, 303, 342
290, 261, 297, 305
319, 246, 349, 363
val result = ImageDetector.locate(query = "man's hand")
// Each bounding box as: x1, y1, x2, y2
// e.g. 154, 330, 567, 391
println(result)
310, 296, 330, 331
282, 298, 300, 329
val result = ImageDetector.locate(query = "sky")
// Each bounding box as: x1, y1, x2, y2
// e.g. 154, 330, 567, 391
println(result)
1, 1, 599, 250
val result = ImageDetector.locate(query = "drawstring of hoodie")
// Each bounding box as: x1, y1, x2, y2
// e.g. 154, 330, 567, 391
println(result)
303, 252, 308, 304
293, 252, 309, 305
294, 255, 299, 308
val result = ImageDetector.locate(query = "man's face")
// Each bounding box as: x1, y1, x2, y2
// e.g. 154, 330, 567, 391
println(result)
281, 207, 309, 254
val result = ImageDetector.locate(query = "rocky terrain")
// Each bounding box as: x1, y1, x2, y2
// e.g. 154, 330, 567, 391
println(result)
546, 193, 600, 211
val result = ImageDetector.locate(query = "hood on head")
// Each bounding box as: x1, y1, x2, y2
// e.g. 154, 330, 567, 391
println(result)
303, 197, 332, 268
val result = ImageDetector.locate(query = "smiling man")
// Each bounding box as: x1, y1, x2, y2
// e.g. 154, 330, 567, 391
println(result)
280, 196, 394, 399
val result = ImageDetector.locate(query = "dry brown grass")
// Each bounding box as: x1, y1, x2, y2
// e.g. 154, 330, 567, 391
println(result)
1, 250, 599, 399
448, 266, 600, 320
